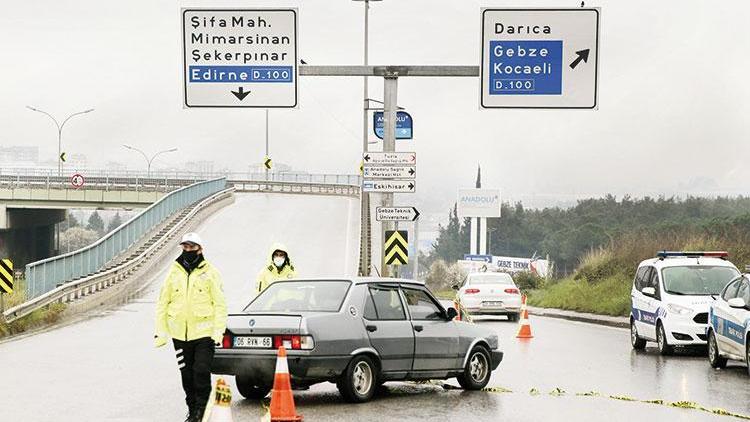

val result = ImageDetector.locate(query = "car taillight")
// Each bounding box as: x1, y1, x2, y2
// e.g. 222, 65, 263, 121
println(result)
273, 335, 315, 350
504, 288, 520, 294
221, 333, 232, 349
465, 288, 480, 294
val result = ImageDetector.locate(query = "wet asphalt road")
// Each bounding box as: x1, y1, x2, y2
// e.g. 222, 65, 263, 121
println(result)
2, 194, 749, 421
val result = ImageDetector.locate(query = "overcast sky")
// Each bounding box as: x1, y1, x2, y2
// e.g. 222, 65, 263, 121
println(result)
1, 0, 748, 211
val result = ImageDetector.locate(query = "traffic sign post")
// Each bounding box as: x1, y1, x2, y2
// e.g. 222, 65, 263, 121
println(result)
71, 173, 85, 189
182, 9, 298, 108
480, 8, 600, 109
363, 165, 415, 179
363, 180, 415, 193
373, 111, 413, 140
376, 207, 420, 222
384, 230, 408, 266
0, 259, 13, 315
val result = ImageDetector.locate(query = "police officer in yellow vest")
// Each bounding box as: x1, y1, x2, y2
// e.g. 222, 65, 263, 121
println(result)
154, 232, 227, 422
256, 243, 297, 294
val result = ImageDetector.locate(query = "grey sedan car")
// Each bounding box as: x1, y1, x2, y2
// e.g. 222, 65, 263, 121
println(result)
212, 278, 503, 403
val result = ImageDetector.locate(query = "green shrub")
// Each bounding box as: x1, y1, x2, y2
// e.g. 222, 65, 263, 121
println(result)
514, 271, 546, 291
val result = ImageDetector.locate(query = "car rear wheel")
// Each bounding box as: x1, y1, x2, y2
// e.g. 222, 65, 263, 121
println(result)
657, 322, 673, 356
337, 355, 378, 403
457, 346, 491, 390
235, 374, 271, 400
630, 319, 646, 350
708, 330, 727, 369
746, 342, 750, 377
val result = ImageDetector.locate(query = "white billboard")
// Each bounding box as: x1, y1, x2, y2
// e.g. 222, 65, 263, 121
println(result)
457, 188, 501, 218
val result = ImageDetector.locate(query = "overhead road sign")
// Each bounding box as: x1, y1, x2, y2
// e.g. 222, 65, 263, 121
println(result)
480, 8, 600, 109
0, 259, 13, 294
458, 188, 501, 218
363, 152, 416, 166
384, 231, 408, 265
182, 8, 298, 108
373, 111, 413, 140
363, 165, 416, 180
376, 207, 420, 222
363, 180, 415, 193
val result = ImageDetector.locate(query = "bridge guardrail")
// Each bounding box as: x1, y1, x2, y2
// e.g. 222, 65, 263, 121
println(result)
23, 178, 227, 300
3, 186, 235, 323
231, 180, 360, 197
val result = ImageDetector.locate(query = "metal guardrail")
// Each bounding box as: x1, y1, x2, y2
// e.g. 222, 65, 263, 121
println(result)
3, 187, 235, 323
23, 178, 227, 300
0, 174, 200, 193
232, 180, 360, 197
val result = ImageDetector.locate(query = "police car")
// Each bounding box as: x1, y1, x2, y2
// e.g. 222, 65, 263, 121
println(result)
630, 251, 740, 355
707, 273, 750, 375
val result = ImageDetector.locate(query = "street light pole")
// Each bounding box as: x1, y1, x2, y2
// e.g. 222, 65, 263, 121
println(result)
122, 145, 178, 177
26, 106, 94, 176
353, 0, 382, 276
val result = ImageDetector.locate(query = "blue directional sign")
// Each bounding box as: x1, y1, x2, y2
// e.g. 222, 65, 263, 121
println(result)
373, 111, 413, 140
488, 41, 563, 95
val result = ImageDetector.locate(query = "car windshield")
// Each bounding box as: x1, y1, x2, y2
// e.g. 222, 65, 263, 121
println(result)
468, 273, 514, 285
244, 281, 351, 313
661, 266, 740, 296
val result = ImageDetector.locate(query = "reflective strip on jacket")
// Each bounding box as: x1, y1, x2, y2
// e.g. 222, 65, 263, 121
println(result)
155, 260, 227, 342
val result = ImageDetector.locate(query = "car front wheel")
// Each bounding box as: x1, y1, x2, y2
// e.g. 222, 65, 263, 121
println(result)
708, 330, 727, 369
657, 322, 674, 356
630, 319, 646, 350
457, 346, 491, 390
338, 355, 378, 403
235, 374, 271, 400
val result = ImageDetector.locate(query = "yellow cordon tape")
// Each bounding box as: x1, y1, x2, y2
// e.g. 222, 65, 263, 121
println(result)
439, 384, 750, 420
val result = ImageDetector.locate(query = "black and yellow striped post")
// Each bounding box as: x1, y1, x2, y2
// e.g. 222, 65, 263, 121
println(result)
384, 230, 408, 267
0, 258, 13, 315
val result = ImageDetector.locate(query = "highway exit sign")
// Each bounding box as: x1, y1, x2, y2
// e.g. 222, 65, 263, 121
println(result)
481, 8, 600, 109
182, 9, 298, 108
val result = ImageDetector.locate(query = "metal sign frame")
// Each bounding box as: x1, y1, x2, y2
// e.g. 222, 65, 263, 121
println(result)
480, 8, 600, 109
181, 8, 299, 108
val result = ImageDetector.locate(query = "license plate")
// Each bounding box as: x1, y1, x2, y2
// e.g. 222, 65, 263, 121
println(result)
233, 336, 272, 348
482, 301, 503, 307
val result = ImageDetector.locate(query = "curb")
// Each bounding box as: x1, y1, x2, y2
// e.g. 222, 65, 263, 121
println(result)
527, 306, 629, 329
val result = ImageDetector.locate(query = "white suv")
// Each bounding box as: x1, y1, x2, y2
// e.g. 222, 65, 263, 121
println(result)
630, 251, 740, 355
707, 274, 750, 376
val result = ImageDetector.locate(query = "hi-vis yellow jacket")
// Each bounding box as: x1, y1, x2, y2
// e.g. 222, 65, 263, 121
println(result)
256, 243, 297, 294
155, 259, 227, 343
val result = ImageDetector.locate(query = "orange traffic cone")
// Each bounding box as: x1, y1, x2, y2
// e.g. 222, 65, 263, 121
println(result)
516, 307, 534, 339
270, 347, 303, 422
203, 378, 234, 422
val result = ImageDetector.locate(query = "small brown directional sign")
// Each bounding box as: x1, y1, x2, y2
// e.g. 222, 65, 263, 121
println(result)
384, 230, 408, 266
0, 259, 13, 294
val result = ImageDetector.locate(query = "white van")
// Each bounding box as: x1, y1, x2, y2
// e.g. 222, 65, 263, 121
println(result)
630, 251, 740, 355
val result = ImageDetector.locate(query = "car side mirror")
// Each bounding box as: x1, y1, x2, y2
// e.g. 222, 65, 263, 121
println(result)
642, 287, 656, 298
451, 284, 460, 291
446, 307, 458, 320
728, 297, 747, 309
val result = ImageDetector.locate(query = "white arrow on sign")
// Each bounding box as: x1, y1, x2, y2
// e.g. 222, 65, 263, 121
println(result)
376, 206, 421, 222
363, 165, 416, 179
362, 152, 416, 166
363, 180, 416, 193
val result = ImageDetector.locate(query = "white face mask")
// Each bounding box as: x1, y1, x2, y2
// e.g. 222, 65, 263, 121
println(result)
273, 257, 286, 268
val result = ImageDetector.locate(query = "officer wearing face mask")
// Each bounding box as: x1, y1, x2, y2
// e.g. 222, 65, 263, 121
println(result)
154, 232, 227, 422
256, 243, 297, 294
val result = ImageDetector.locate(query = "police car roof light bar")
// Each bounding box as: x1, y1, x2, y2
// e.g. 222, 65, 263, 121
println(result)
656, 251, 729, 260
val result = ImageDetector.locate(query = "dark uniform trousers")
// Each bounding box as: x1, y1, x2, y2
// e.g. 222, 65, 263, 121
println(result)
173, 337, 215, 414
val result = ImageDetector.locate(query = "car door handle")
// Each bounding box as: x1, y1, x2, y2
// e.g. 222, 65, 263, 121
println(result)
366, 325, 377, 332
413, 325, 424, 332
